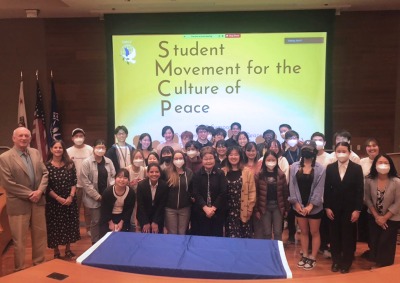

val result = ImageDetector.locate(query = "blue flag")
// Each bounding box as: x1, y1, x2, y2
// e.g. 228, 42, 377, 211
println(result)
49, 78, 62, 142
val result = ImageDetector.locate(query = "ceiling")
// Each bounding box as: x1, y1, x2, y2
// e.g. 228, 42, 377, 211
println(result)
0, 0, 399, 19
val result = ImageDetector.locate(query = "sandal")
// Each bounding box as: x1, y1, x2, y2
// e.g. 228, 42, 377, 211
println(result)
65, 250, 76, 259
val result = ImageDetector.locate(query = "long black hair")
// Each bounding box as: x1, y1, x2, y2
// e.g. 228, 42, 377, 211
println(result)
260, 150, 279, 176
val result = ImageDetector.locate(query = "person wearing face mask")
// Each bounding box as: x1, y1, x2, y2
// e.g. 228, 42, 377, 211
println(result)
329, 130, 361, 164
364, 154, 400, 268
288, 140, 326, 271
282, 130, 301, 244
194, 124, 213, 149
81, 139, 116, 244
311, 132, 333, 259
165, 151, 193, 235
311, 132, 333, 168
223, 146, 256, 238
282, 130, 301, 165
266, 139, 289, 184
256, 129, 276, 157
106, 125, 135, 173
324, 142, 364, 274
278, 123, 292, 151
67, 128, 93, 237
126, 149, 147, 231
254, 150, 289, 241
184, 141, 202, 174
160, 145, 174, 173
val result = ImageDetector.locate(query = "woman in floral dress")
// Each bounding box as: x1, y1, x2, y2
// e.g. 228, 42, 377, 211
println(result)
223, 146, 256, 238
45, 140, 80, 259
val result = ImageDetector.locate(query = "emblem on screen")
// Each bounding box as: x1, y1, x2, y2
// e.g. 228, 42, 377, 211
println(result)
121, 44, 136, 64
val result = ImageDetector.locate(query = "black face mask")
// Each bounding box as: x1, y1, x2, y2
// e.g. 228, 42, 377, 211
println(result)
163, 156, 172, 163
302, 150, 315, 159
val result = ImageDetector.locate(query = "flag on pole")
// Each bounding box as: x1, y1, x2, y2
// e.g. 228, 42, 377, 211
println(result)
49, 74, 61, 142
17, 74, 28, 127
31, 78, 48, 162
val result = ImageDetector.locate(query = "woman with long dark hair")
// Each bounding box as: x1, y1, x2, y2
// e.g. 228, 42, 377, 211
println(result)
45, 140, 80, 259
289, 140, 326, 270
223, 146, 256, 238
136, 133, 153, 163
254, 150, 289, 240
364, 154, 400, 268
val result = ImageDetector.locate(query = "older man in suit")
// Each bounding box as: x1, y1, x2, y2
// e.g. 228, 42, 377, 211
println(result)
0, 127, 49, 271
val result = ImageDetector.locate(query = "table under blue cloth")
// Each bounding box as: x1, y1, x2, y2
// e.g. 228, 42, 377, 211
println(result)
77, 232, 292, 280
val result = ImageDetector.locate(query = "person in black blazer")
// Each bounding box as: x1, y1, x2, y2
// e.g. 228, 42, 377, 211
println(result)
136, 163, 169, 233
324, 142, 364, 274
192, 146, 227, 237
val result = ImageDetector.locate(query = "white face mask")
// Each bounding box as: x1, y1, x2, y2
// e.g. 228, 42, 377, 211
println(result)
376, 164, 390, 175
287, 139, 298, 147
315, 140, 324, 150
336, 152, 349, 163
207, 134, 212, 141
280, 132, 286, 139
94, 149, 105, 157
265, 161, 277, 170
133, 159, 144, 167
73, 137, 84, 146
186, 150, 198, 159
173, 159, 185, 168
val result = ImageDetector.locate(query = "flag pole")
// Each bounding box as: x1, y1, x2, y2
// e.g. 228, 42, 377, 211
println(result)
36, 69, 38, 81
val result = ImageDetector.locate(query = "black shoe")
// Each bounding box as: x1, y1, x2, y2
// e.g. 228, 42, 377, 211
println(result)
331, 263, 340, 272
340, 267, 350, 274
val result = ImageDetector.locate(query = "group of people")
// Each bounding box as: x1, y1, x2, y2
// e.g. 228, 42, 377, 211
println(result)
0, 123, 399, 274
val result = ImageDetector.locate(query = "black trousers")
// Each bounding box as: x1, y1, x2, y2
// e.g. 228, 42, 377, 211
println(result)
319, 210, 330, 250
368, 214, 399, 267
194, 212, 224, 237
329, 209, 357, 269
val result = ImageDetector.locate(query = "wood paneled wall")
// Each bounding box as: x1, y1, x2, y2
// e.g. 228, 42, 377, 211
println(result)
0, 12, 399, 154
332, 11, 400, 155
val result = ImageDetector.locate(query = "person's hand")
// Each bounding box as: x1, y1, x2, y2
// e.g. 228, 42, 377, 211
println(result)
350, 210, 360, 223
295, 203, 305, 216
115, 221, 124, 232
303, 204, 313, 215
56, 196, 67, 205
29, 190, 43, 203
108, 221, 115, 231
325, 208, 334, 220
64, 196, 72, 206
151, 222, 159, 233
203, 206, 215, 218
375, 216, 388, 229
142, 224, 151, 233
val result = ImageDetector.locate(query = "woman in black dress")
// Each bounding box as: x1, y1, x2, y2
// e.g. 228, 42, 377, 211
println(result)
46, 140, 80, 259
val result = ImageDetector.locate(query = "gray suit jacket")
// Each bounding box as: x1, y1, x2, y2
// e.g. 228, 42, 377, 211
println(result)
0, 147, 48, 215
364, 177, 400, 221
